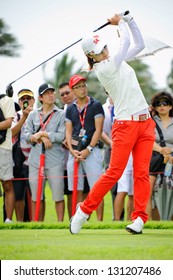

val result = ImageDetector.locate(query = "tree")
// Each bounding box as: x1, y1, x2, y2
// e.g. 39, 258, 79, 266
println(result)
43, 53, 107, 107
0, 18, 20, 57
128, 60, 158, 103
167, 59, 173, 93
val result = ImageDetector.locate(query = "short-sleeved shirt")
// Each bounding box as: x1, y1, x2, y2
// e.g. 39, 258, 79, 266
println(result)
65, 96, 104, 142
0, 95, 15, 150
153, 115, 173, 148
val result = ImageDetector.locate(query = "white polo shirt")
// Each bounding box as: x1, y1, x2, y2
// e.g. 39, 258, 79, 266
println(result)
94, 20, 149, 120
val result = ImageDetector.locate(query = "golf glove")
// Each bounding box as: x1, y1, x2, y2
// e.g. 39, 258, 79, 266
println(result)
121, 13, 133, 23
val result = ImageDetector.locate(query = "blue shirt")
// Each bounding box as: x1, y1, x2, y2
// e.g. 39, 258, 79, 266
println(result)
65, 96, 104, 142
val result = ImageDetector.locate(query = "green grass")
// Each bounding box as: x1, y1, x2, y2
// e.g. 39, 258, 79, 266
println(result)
0, 184, 173, 260
0, 228, 173, 260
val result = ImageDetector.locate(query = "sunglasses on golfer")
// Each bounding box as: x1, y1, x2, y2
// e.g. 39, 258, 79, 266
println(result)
155, 100, 171, 107
60, 91, 70, 97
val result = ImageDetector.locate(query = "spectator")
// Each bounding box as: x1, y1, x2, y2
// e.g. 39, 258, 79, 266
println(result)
70, 12, 155, 234
59, 82, 75, 219
24, 83, 65, 221
59, 82, 90, 219
65, 75, 105, 221
0, 93, 15, 223
102, 96, 123, 220
12, 89, 36, 222
114, 153, 134, 221
146, 91, 173, 220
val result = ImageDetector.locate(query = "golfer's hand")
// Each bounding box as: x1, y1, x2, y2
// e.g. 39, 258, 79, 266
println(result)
107, 14, 122, 25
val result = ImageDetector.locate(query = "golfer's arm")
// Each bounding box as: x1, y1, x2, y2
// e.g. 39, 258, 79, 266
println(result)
124, 19, 145, 61
114, 20, 130, 68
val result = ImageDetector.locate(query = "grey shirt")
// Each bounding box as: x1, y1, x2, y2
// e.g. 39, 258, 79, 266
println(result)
154, 115, 173, 148
24, 105, 65, 168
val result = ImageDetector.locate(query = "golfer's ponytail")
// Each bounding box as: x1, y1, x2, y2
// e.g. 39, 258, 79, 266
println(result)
87, 56, 96, 70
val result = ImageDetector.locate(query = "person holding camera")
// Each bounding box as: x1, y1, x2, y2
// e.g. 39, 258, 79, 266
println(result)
0, 93, 15, 223
12, 89, 35, 222
65, 75, 105, 221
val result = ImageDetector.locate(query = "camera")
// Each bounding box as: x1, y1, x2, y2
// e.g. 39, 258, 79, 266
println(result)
23, 100, 29, 109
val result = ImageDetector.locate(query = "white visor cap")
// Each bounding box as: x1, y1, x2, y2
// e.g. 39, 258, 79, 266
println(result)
81, 33, 107, 55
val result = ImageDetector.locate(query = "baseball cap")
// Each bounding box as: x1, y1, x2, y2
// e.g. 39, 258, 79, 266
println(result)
18, 89, 34, 99
69, 75, 86, 89
81, 33, 106, 55
38, 83, 55, 95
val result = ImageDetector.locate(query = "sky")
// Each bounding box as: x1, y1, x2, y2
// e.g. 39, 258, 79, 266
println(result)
1, 0, 173, 102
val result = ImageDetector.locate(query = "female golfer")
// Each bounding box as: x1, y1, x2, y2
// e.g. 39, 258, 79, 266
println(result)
70, 12, 155, 234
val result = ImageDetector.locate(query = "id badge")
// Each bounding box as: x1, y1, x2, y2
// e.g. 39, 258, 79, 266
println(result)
79, 128, 86, 137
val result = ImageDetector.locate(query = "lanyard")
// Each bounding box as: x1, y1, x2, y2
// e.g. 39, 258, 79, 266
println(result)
77, 97, 89, 128
39, 111, 54, 131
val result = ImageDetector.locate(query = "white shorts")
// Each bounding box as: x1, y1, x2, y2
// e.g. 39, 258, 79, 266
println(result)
117, 153, 133, 195
0, 148, 13, 181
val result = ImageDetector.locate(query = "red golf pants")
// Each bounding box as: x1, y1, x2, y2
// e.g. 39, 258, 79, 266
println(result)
81, 118, 155, 223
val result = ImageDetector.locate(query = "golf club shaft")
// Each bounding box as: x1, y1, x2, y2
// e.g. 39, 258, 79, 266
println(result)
10, 10, 129, 85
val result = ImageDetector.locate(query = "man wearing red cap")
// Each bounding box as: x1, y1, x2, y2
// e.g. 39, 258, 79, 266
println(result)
65, 75, 105, 220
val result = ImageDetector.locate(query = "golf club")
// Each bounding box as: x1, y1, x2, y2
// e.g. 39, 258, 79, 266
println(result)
6, 10, 129, 97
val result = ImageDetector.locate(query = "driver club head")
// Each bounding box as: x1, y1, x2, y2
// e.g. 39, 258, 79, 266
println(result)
6, 83, 14, 97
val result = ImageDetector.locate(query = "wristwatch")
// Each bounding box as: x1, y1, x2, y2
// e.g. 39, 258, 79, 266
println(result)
87, 145, 93, 153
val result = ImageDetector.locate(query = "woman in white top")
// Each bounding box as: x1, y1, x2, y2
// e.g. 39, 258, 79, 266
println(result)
70, 11, 155, 234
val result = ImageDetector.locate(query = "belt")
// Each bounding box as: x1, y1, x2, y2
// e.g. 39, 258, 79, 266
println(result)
115, 113, 151, 122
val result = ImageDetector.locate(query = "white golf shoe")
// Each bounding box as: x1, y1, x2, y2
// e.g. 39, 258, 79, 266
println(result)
126, 217, 144, 234
70, 206, 89, 234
